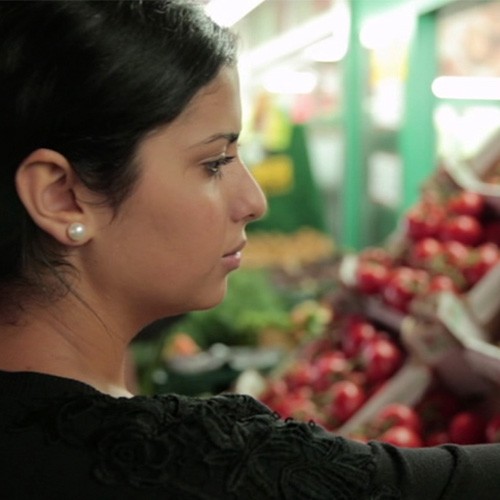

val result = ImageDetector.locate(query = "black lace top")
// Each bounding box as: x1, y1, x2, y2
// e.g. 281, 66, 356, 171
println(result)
0, 370, 499, 499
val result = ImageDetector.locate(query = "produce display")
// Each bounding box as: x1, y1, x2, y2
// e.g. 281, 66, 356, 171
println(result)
346, 377, 500, 447
256, 306, 500, 447
351, 169, 500, 310
258, 313, 406, 431
253, 159, 500, 447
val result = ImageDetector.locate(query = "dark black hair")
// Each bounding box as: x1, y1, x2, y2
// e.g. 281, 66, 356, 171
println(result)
0, 0, 237, 299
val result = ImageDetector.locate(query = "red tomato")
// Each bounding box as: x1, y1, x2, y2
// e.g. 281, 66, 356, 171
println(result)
379, 425, 423, 447
272, 389, 319, 422
486, 414, 500, 443
409, 238, 443, 267
463, 243, 500, 286
284, 361, 317, 391
312, 351, 350, 392
440, 215, 483, 246
372, 403, 422, 434
355, 261, 390, 295
382, 267, 429, 312
360, 337, 404, 383
442, 240, 471, 269
428, 274, 460, 293
341, 319, 378, 358
447, 191, 485, 217
448, 411, 486, 445
405, 203, 445, 241
329, 380, 366, 424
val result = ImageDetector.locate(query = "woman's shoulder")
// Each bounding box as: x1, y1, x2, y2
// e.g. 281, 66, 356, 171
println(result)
13, 390, 282, 434
1, 388, 388, 499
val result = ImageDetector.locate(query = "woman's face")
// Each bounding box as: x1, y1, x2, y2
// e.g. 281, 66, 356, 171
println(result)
85, 67, 267, 327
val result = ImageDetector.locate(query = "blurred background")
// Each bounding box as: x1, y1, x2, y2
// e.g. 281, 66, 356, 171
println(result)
204, 0, 500, 249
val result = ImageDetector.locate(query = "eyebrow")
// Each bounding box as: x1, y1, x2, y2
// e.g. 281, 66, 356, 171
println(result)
201, 132, 240, 145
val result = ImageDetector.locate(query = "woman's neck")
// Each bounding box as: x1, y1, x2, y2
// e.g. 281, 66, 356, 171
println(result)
0, 297, 136, 397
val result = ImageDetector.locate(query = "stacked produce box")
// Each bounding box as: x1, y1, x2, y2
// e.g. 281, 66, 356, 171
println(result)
252, 132, 500, 447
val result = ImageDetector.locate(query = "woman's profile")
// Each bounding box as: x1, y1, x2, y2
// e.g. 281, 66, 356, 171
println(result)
0, 1, 498, 498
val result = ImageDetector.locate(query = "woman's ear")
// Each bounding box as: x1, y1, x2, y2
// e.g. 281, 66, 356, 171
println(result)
15, 148, 96, 246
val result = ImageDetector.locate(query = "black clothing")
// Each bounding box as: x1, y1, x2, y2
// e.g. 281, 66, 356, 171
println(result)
0, 370, 499, 499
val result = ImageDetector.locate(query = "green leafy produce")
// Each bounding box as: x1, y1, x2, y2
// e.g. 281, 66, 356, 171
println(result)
164, 269, 292, 348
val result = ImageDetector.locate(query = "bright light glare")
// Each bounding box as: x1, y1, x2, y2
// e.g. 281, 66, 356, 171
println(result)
303, 36, 348, 63
432, 76, 500, 100
240, 7, 343, 71
303, 0, 350, 62
262, 69, 318, 94
204, 0, 265, 27
360, 6, 415, 49
238, 0, 350, 71
435, 104, 500, 159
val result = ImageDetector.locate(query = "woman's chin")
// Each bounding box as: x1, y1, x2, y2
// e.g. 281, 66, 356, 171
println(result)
196, 289, 228, 311
181, 282, 229, 314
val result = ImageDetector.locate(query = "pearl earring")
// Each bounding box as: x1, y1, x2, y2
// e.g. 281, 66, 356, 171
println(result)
67, 222, 87, 242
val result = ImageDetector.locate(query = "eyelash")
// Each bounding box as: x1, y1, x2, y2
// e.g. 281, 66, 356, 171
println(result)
204, 155, 235, 177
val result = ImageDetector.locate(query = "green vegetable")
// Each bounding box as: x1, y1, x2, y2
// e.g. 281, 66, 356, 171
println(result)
164, 269, 292, 348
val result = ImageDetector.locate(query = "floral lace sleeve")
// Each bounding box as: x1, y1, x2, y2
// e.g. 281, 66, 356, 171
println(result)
11, 392, 398, 499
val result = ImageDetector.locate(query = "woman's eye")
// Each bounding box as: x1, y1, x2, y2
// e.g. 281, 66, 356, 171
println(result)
204, 155, 235, 176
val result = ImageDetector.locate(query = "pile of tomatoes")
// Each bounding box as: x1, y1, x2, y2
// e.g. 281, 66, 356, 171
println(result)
259, 314, 405, 432
258, 307, 500, 447
354, 189, 500, 314
349, 383, 500, 448
258, 183, 500, 447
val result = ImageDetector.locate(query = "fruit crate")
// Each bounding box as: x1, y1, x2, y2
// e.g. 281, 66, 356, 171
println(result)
438, 281, 500, 389
466, 260, 500, 335
444, 127, 500, 213
338, 358, 500, 447
337, 361, 431, 438
338, 250, 500, 398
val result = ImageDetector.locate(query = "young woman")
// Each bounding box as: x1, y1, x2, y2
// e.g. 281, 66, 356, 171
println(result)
0, 1, 498, 498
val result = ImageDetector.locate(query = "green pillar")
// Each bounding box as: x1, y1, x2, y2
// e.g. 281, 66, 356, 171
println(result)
341, 0, 367, 251
400, 11, 438, 214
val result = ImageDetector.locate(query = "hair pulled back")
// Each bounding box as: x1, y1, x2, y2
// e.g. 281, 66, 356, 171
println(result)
0, 0, 237, 302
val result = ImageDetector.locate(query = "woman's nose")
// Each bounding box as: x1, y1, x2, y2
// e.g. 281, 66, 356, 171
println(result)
236, 162, 268, 224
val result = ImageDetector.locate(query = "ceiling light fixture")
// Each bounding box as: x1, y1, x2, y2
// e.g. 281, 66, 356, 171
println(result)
240, 0, 350, 72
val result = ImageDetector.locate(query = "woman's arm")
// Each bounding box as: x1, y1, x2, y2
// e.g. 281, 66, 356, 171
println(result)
368, 440, 500, 499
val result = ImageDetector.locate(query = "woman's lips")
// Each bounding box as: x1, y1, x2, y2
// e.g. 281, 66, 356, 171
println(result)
222, 250, 242, 270
222, 241, 246, 270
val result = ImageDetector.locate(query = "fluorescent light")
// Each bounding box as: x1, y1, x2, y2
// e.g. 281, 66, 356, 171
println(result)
303, 0, 350, 62
432, 76, 500, 100
204, 0, 265, 27
262, 69, 318, 94
240, 2, 349, 72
